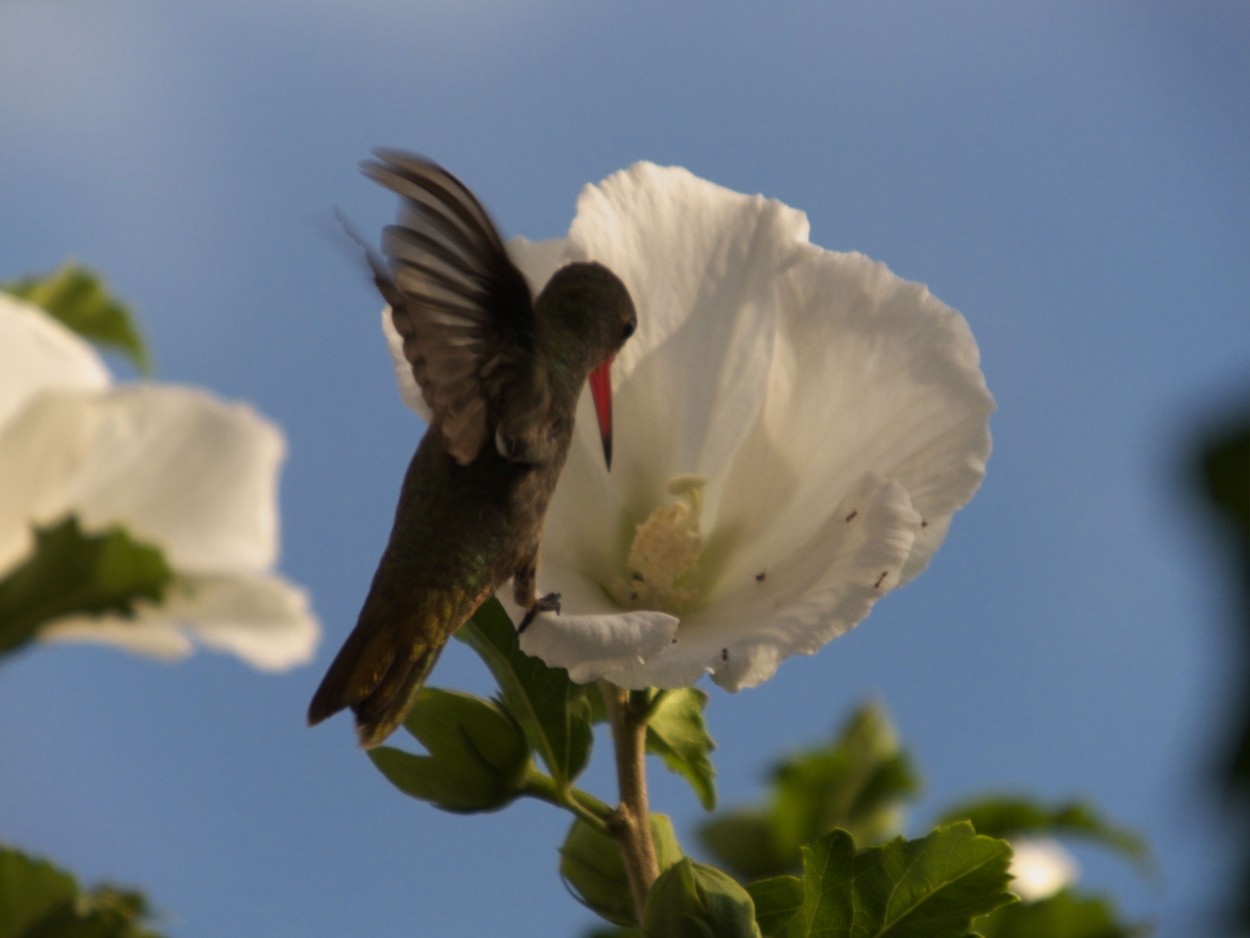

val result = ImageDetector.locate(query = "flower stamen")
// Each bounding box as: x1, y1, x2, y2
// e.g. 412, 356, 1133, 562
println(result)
614, 475, 708, 613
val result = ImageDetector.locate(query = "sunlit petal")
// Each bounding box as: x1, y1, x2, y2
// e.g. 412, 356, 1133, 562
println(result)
0, 293, 109, 428
0, 386, 284, 574
40, 572, 317, 671
713, 247, 992, 593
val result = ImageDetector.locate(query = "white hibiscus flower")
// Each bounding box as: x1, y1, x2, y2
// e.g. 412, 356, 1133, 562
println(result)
0, 292, 318, 670
385, 163, 993, 690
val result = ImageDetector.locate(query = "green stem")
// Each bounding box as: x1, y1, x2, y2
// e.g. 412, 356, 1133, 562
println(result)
601, 681, 660, 919
521, 767, 613, 834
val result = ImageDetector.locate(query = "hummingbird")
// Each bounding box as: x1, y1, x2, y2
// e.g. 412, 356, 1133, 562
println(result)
308, 152, 637, 748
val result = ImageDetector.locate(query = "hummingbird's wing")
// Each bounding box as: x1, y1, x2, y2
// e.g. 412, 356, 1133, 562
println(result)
361, 151, 540, 465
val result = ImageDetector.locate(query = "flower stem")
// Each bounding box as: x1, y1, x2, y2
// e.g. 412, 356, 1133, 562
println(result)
600, 681, 660, 919
520, 768, 613, 834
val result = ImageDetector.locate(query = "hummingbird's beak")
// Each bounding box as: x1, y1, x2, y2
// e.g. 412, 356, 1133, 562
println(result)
589, 354, 615, 470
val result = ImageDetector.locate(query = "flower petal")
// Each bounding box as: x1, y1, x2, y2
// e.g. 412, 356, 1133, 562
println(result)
562, 164, 810, 528
590, 473, 919, 690
39, 572, 318, 671
517, 609, 679, 685
712, 247, 993, 595
0, 386, 286, 574
506, 235, 571, 295
0, 293, 109, 428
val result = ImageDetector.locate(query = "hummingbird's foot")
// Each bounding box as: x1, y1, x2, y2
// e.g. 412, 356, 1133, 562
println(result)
518, 592, 561, 634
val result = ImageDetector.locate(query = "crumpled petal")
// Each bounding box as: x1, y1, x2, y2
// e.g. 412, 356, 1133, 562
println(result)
517, 609, 679, 684
40, 572, 317, 671
0, 385, 285, 575
0, 293, 109, 428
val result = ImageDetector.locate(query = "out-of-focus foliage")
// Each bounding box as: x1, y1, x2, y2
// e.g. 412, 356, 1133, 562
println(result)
0, 846, 163, 938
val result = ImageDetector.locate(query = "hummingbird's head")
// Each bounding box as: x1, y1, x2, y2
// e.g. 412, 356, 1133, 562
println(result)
536, 261, 637, 470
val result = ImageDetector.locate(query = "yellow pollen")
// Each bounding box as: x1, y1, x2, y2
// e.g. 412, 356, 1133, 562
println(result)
616, 475, 708, 613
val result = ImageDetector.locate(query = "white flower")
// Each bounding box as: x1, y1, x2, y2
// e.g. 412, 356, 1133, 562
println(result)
1008, 837, 1079, 901
385, 164, 993, 689
0, 293, 318, 670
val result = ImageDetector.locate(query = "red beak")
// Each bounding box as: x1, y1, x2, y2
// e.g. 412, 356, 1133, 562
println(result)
589, 354, 615, 470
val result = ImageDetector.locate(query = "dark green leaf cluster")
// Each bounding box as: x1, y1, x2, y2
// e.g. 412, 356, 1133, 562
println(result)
701, 702, 917, 880
975, 891, 1147, 938
0, 517, 174, 658
2, 262, 151, 374
935, 797, 1150, 869
0, 846, 163, 938
456, 599, 594, 787
369, 688, 529, 813
366, 605, 1059, 937
695, 703, 1146, 938
749, 824, 1014, 938
358, 601, 1146, 937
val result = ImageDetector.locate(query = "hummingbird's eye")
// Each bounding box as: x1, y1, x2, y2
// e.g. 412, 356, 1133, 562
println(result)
621, 317, 636, 343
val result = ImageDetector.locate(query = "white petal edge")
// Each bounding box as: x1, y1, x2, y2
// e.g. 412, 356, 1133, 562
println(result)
0, 293, 109, 428
39, 572, 319, 671
517, 610, 679, 685
0, 386, 286, 575
712, 245, 993, 596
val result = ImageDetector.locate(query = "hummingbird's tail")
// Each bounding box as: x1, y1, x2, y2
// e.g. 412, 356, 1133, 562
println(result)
307, 575, 486, 748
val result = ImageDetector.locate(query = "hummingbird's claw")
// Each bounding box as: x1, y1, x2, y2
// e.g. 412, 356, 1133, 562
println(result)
518, 592, 561, 634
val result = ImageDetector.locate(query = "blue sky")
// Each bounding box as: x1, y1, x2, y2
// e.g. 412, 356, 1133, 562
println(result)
2, 2, 1247, 935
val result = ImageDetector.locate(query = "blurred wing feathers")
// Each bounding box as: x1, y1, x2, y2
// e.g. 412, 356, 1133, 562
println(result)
362, 151, 536, 464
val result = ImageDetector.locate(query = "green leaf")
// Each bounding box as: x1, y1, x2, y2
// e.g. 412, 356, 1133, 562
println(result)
0, 847, 76, 938
700, 702, 919, 880
745, 876, 803, 937
0, 517, 174, 657
700, 811, 794, 882
772, 703, 918, 851
643, 858, 761, 938
935, 797, 1149, 869
3, 262, 151, 374
975, 890, 1145, 938
646, 688, 717, 811
458, 598, 593, 787
0, 846, 162, 938
368, 687, 529, 813
560, 814, 683, 927
785, 824, 1015, 938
